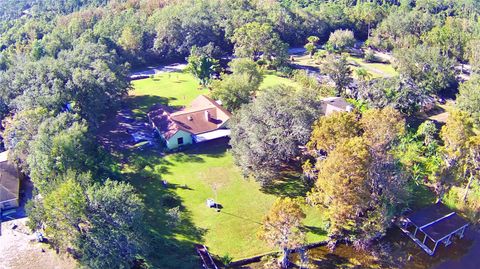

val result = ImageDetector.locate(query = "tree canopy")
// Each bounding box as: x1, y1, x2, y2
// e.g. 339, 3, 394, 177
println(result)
230, 85, 321, 184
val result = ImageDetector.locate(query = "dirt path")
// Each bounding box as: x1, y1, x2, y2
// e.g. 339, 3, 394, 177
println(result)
0, 218, 76, 269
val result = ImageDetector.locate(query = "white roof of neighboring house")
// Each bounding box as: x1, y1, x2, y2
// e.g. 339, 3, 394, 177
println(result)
0, 151, 20, 204
321, 97, 353, 115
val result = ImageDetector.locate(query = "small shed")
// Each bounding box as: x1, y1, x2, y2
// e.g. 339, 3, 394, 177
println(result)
399, 203, 469, 255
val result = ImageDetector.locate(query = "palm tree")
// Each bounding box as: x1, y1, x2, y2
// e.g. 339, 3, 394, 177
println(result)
355, 68, 372, 81
304, 36, 320, 58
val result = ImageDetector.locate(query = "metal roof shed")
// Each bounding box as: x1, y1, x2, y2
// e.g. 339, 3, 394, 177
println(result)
399, 203, 469, 255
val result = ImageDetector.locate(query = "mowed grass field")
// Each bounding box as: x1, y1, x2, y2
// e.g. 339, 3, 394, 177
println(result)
293, 51, 398, 78
125, 72, 327, 265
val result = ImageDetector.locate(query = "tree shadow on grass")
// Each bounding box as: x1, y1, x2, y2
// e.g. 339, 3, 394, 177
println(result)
170, 152, 205, 163
261, 170, 313, 198
126, 95, 182, 114
302, 225, 328, 237
182, 138, 230, 158
121, 155, 206, 268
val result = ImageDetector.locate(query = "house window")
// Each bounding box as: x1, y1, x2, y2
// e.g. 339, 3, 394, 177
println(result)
177, 137, 184, 145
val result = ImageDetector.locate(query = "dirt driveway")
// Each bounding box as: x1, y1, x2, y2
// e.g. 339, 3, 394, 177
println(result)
97, 107, 158, 155
0, 218, 76, 269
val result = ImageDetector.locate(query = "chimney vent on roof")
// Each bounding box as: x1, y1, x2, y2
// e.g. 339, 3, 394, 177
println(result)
205, 111, 210, 121
187, 116, 193, 121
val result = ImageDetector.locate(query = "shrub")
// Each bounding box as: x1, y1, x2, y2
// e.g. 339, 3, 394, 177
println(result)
364, 49, 376, 63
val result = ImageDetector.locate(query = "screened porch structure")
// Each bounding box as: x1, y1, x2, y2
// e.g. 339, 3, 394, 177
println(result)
399, 203, 469, 255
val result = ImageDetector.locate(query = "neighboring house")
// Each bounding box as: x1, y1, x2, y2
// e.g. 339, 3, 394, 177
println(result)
0, 151, 20, 211
321, 97, 354, 115
148, 95, 232, 150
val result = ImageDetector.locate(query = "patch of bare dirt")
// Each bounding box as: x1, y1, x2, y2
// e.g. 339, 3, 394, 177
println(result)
0, 218, 76, 269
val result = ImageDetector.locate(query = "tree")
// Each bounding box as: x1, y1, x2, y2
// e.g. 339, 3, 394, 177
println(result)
2, 108, 49, 172
393, 45, 456, 94
421, 17, 472, 62
440, 111, 475, 166
457, 76, 480, 126
304, 36, 319, 58
307, 112, 360, 154
28, 178, 87, 251
259, 198, 306, 269
462, 136, 480, 203
228, 58, 263, 87
309, 137, 376, 242
211, 74, 255, 112
212, 78, 252, 110
357, 77, 427, 115
306, 108, 408, 246
417, 120, 438, 145
27, 113, 94, 193
211, 58, 262, 111
230, 85, 321, 184
467, 39, 480, 75
30, 40, 45, 60
327, 29, 355, 52
78, 180, 145, 269
355, 68, 372, 81
1, 42, 130, 126
185, 46, 219, 87
368, 9, 435, 50
27, 175, 146, 268
118, 26, 143, 53
347, 2, 385, 38
320, 53, 352, 96
231, 22, 288, 67
360, 107, 405, 153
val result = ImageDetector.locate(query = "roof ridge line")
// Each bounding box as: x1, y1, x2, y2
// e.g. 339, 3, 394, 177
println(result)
171, 106, 216, 116
420, 212, 456, 229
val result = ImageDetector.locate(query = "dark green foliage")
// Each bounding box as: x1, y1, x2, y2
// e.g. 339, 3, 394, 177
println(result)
78, 180, 145, 269
357, 77, 427, 114
27, 175, 146, 269
27, 113, 94, 193
457, 76, 480, 126
320, 53, 352, 96
393, 45, 457, 94
211, 58, 263, 111
231, 21, 289, 67
185, 46, 219, 86
230, 85, 322, 184
0, 42, 129, 126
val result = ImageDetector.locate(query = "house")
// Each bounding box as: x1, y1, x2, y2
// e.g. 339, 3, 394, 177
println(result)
148, 95, 232, 150
0, 151, 20, 211
320, 97, 354, 115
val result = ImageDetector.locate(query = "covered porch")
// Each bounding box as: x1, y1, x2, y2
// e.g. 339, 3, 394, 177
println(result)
193, 129, 231, 143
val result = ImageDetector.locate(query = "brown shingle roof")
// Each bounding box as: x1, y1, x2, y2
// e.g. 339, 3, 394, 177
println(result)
148, 95, 231, 140
0, 151, 19, 203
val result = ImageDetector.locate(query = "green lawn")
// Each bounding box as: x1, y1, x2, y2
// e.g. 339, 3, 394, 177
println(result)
130, 72, 204, 114
348, 57, 398, 78
293, 51, 398, 79
261, 73, 302, 90
130, 72, 302, 114
123, 72, 327, 267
